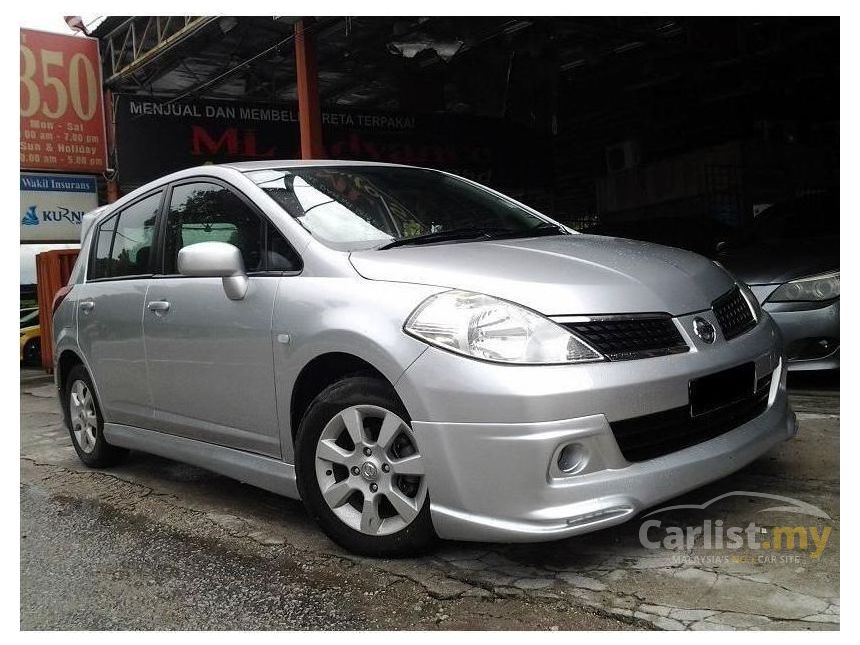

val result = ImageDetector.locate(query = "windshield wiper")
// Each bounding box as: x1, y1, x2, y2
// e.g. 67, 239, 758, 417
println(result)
377, 222, 566, 250
484, 221, 568, 240
378, 227, 500, 250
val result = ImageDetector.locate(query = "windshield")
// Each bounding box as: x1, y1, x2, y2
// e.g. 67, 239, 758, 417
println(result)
245, 166, 561, 250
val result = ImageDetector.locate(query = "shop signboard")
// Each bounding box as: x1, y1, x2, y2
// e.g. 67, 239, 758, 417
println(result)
20, 29, 108, 173
20, 172, 98, 242
114, 95, 551, 193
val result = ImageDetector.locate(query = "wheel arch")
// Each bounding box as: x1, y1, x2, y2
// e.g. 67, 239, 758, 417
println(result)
57, 348, 85, 393
289, 352, 396, 443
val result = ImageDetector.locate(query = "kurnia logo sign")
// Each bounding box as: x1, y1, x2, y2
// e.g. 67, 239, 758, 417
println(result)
24, 205, 86, 224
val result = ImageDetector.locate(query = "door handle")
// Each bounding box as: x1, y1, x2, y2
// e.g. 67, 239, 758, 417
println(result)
147, 300, 171, 314
79, 299, 94, 313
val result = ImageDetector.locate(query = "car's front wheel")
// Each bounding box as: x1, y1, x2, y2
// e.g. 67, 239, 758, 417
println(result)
296, 376, 435, 556
63, 364, 128, 467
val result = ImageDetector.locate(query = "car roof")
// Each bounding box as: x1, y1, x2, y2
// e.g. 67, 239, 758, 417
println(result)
220, 159, 414, 172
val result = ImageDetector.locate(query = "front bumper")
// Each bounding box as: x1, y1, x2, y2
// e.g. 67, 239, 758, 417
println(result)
763, 298, 839, 371
397, 313, 795, 542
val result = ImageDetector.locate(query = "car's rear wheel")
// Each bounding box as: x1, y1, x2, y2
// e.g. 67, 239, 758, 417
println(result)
63, 364, 128, 467
295, 376, 435, 556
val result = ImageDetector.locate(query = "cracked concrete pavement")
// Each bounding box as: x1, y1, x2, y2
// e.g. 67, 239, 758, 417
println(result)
20, 372, 839, 630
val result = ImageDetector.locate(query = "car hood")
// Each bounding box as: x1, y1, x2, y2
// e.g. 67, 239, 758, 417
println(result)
349, 234, 735, 316
717, 237, 838, 285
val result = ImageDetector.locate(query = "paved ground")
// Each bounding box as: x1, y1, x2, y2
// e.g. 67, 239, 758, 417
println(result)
20, 366, 49, 384
20, 371, 839, 630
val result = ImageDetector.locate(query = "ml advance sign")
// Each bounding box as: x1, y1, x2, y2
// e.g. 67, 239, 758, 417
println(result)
115, 95, 551, 194
21, 173, 97, 242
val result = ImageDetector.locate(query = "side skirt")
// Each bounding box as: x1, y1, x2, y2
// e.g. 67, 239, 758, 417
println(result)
103, 423, 300, 499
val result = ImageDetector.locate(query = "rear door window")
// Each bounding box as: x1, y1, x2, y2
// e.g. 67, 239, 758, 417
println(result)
90, 192, 161, 280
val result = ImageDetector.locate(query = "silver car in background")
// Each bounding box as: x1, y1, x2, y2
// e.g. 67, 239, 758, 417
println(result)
717, 192, 839, 371
53, 161, 796, 556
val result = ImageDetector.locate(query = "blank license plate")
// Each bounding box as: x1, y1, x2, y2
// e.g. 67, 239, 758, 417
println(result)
689, 363, 755, 417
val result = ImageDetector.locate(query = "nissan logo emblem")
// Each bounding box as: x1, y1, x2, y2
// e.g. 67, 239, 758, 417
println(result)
693, 317, 716, 344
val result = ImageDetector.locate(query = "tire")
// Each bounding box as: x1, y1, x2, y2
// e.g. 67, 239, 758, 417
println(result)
295, 375, 436, 557
23, 338, 41, 366
62, 364, 128, 468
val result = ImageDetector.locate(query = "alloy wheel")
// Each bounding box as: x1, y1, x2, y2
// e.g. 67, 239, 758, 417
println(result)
314, 404, 427, 536
69, 379, 98, 454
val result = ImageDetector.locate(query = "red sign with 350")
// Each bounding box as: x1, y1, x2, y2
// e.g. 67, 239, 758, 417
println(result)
20, 29, 107, 173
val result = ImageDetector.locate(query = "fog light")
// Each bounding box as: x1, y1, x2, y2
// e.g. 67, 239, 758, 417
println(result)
557, 443, 587, 474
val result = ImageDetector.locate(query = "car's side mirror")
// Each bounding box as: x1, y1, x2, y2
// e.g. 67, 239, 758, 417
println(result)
714, 240, 729, 254
178, 241, 248, 300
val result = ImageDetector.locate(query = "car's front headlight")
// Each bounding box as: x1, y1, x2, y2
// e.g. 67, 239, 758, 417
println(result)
767, 271, 839, 302
404, 290, 603, 364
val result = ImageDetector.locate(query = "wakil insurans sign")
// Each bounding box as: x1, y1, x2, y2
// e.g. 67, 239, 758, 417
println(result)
20, 173, 97, 242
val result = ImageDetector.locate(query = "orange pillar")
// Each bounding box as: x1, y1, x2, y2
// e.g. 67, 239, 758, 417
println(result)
106, 180, 119, 203
295, 19, 325, 159
35, 249, 79, 371
107, 179, 119, 204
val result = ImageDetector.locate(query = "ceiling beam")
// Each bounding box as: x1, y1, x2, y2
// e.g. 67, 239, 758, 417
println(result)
104, 16, 218, 86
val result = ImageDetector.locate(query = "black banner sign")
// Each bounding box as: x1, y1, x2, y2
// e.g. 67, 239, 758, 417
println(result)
114, 95, 551, 194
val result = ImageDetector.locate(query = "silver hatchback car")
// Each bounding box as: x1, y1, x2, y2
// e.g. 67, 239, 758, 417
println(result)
53, 161, 797, 556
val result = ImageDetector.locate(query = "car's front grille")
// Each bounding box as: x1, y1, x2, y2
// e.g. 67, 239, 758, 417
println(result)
712, 286, 756, 341
608, 372, 772, 462
560, 316, 689, 361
